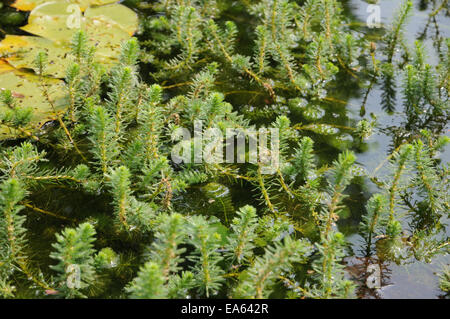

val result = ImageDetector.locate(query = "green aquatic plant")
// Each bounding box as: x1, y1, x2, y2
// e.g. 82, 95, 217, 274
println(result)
359, 194, 389, 254
50, 222, 98, 298
307, 151, 357, 299
234, 236, 312, 299
0, 179, 28, 297
438, 265, 450, 294
141, 0, 363, 100
384, 0, 413, 63
186, 215, 225, 297
0, 0, 448, 300
227, 205, 258, 265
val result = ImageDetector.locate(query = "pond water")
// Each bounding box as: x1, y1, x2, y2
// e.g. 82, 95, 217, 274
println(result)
0, 0, 448, 299
337, 0, 449, 299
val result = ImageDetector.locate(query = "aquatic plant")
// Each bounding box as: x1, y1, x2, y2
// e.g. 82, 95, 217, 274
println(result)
438, 265, 450, 294
0, 0, 448, 299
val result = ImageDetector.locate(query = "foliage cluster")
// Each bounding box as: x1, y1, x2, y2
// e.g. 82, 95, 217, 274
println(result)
0, 0, 448, 298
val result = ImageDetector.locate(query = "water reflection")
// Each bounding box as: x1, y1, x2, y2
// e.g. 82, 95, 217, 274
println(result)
342, 0, 449, 299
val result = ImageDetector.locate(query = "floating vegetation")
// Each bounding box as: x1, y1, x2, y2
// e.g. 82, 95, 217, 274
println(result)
0, 1, 138, 139
0, 0, 448, 299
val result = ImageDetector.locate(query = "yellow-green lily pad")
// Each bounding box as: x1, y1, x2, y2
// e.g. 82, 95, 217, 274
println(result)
0, 35, 74, 78
0, 1, 138, 139
21, 2, 136, 58
83, 16, 134, 60
1, 2, 138, 78
23, 2, 137, 35
12, 0, 117, 12
0, 61, 68, 140
84, 4, 139, 36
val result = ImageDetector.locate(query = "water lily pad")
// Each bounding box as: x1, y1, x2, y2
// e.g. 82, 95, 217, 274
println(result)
21, 2, 137, 59
0, 1, 137, 140
84, 4, 139, 35
83, 16, 134, 60
23, 2, 137, 35
2, 1, 138, 78
0, 61, 68, 140
0, 35, 74, 78
0, 3, 138, 78
12, 0, 117, 12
